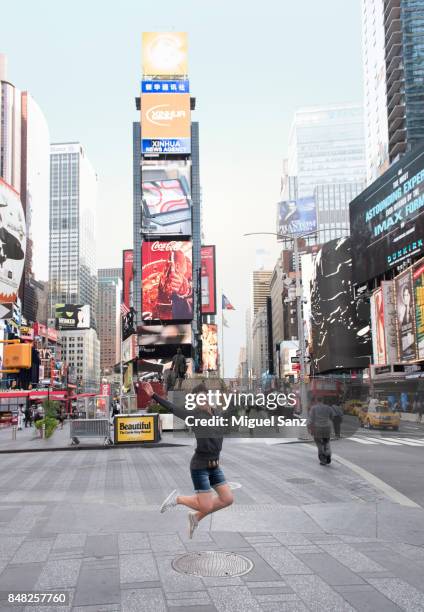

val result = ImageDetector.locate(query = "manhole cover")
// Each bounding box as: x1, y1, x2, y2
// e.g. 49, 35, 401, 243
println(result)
286, 478, 315, 485
227, 481, 242, 490
172, 551, 253, 577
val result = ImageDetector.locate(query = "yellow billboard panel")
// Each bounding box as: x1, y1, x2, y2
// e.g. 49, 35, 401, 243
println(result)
142, 32, 188, 77
114, 415, 157, 443
141, 93, 191, 140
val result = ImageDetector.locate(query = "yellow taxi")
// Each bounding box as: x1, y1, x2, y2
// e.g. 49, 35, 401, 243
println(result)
343, 399, 365, 416
358, 401, 400, 431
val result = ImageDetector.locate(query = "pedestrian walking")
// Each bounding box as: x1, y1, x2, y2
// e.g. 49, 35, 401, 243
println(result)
332, 402, 343, 438
17, 404, 25, 431
57, 408, 65, 430
24, 405, 32, 428
33, 408, 43, 437
308, 397, 336, 465
141, 381, 233, 539
171, 348, 187, 390
416, 399, 424, 424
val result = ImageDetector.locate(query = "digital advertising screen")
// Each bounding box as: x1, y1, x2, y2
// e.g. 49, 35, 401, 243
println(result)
202, 323, 218, 371
370, 288, 386, 365
277, 197, 317, 236
142, 32, 188, 77
395, 269, 417, 362
0, 179, 26, 303
311, 237, 371, 373
141, 240, 193, 322
350, 144, 424, 284
200, 245, 217, 315
141, 162, 192, 236
141, 92, 191, 155
55, 304, 90, 330
122, 249, 134, 309
414, 259, 424, 360
138, 324, 192, 359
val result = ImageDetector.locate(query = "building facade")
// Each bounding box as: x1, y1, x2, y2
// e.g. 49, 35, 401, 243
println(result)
252, 270, 272, 314
49, 143, 98, 326
59, 328, 100, 393
252, 307, 269, 379
282, 104, 366, 242
97, 271, 122, 375
0, 54, 50, 322
362, 0, 424, 178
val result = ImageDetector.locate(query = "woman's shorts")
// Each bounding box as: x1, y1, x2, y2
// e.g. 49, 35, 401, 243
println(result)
191, 466, 226, 493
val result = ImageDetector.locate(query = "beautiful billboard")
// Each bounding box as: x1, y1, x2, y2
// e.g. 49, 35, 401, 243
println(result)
201, 245, 217, 315
202, 323, 218, 371
55, 304, 90, 330
141, 162, 191, 236
141, 92, 191, 155
277, 197, 317, 236
122, 249, 134, 309
141, 240, 193, 322
142, 32, 188, 77
395, 270, 417, 362
0, 179, 26, 303
350, 144, 424, 284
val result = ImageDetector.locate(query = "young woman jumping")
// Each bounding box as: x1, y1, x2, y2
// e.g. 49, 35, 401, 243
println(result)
141, 382, 233, 538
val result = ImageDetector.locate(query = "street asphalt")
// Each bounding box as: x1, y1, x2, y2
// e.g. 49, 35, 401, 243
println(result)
0, 422, 423, 611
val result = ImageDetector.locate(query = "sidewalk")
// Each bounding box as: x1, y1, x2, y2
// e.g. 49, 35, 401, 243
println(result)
0, 441, 423, 611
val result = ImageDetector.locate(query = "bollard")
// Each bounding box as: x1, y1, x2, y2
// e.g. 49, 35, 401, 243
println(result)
12, 425, 17, 440
42, 423, 46, 439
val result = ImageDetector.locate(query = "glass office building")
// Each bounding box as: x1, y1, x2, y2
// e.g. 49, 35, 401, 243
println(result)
49, 143, 98, 325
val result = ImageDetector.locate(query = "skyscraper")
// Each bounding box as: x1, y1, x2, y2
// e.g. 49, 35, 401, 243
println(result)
49, 142, 98, 323
282, 104, 366, 242
362, 0, 424, 179
97, 270, 122, 375
252, 270, 272, 314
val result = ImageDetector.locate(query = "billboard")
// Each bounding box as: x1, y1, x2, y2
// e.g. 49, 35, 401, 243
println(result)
122, 334, 138, 363
55, 304, 90, 330
141, 162, 191, 236
311, 237, 372, 373
0, 179, 26, 303
413, 259, 424, 359
141, 240, 193, 322
395, 270, 417, 362
138, 323, 192, 359
201, 245, 217, 315
350, 144, 424, 284
370, 288, 386, 365
202, 323, 218, 371
142, 80, 189, 94
277, 197, 317, 236
122, 250, 134, 309
142, 32, 188, 77
141, 92, 191, 155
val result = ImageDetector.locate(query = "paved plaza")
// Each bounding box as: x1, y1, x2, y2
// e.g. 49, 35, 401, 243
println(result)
0, 436, 423, 611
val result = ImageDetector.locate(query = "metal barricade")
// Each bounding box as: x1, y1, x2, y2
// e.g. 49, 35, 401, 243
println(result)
70, 419, 112, 446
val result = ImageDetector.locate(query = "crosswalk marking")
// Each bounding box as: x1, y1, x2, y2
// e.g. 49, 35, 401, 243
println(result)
348, 435, 424, 447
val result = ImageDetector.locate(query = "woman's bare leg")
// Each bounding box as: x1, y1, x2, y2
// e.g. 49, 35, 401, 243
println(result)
180, 484, 234, 522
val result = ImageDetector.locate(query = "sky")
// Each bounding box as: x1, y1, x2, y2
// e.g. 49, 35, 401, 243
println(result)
2, 0, 364, 376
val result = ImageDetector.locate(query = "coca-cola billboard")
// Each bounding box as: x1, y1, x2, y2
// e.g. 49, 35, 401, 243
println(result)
122, 249, 133, 309
141, 240, 193, 322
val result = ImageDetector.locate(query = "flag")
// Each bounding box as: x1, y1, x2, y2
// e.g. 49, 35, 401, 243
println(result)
120, 303, 130, 316
222, 314, 229, 328
222, 294, 235, 310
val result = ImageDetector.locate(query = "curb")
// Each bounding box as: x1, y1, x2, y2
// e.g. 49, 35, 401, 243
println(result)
0, 442, 191, 454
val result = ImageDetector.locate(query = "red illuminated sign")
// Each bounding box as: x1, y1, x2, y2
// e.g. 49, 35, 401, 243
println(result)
201, 245, 217, 315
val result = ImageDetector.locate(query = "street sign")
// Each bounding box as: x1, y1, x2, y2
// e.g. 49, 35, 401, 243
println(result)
291, 356, 311, 364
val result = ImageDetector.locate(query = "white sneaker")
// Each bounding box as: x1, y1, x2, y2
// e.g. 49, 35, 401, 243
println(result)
188, 511, 198, 539
160, 489, 179, 514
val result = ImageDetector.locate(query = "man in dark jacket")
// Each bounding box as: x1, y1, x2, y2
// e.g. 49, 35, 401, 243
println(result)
142, 382, 233, 539
308, 398, 336, 465
171, 348, 186, 390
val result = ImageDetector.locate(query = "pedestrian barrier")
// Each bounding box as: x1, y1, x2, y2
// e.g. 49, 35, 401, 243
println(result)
70, 419, 112, 446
